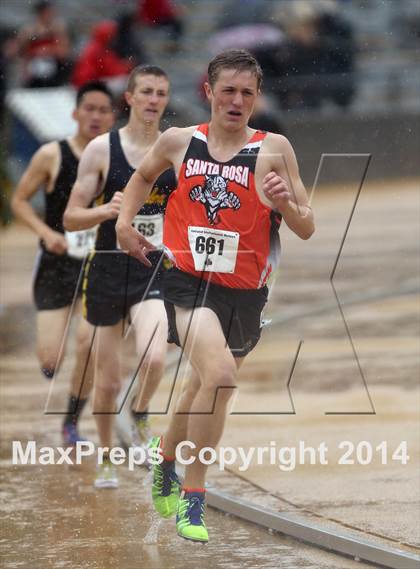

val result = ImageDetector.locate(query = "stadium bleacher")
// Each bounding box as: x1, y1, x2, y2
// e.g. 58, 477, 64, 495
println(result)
1, 0, 419, 185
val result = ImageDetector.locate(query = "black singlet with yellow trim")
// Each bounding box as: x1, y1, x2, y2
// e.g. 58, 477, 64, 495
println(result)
95, 129, 176, 251
34, 140, 83, 311
82, 129, 177, 324
42, 139, 78, 247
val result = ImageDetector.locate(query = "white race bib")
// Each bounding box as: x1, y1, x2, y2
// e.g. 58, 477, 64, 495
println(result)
188, 226, 239, 273
117, 214, 164, 250
65, 227, 98, 259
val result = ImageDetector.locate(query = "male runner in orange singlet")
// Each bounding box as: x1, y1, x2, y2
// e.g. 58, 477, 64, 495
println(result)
116, 50, 314, 542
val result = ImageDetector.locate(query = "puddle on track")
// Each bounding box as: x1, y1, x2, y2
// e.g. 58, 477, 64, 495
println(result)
0, 459, 374, 569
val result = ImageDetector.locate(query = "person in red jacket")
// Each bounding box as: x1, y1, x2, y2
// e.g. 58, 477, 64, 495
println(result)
17, 0, 71, 87
72, 20, 134, 89
137, 0, 183, 50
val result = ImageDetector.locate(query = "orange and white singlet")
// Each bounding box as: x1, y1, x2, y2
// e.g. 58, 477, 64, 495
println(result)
163, 124, 281, 289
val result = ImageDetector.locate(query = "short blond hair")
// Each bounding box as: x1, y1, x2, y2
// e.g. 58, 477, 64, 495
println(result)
127, 65, 169, 93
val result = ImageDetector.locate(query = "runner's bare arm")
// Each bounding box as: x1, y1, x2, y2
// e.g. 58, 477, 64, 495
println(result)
64, 135, 117, 230
11, 142, 67, 254
116, 128, 177, 265
261, 135, 314, 240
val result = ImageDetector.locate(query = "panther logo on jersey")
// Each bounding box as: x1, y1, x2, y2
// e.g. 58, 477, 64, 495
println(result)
189, 175, 241, 225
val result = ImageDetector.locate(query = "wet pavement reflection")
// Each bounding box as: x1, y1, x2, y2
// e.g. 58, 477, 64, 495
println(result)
1, 461, 319, 569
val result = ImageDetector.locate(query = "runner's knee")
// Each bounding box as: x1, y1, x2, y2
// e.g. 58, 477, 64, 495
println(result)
75, 326, 94, 357
142, 352, 165, 378
203, 360, 237, 393
94, 378, 121, 401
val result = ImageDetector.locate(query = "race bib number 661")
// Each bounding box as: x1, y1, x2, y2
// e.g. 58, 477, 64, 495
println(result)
188, 226, 239, 273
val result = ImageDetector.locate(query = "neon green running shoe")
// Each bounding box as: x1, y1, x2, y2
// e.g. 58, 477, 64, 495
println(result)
176, 491, 209, 542
149, 436, 180, 518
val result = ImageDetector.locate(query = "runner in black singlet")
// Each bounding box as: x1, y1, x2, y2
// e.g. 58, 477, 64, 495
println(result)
64, 65, 176, 489
83, 129, 175, 326
11, 81, 114, 444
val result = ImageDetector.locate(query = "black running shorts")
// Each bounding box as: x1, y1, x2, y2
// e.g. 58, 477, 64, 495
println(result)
83, 250, 165, 327
163, 268, 268, 358
33, 249, 84, 310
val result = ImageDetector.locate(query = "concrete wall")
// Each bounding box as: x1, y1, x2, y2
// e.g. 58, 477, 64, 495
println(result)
284, 110, 420, 186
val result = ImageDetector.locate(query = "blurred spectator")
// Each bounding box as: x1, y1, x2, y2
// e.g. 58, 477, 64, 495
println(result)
316, 1, 356, 107
274, 2, 356, 110
72, 20, 136, 92
16, 0, 72, 88
111, 12, 146, 65
0, 27, 17, 225
395, 5, 420, 48
277, 8, 328, 109
137, 0, 183, 50
0, 27, 18, 122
